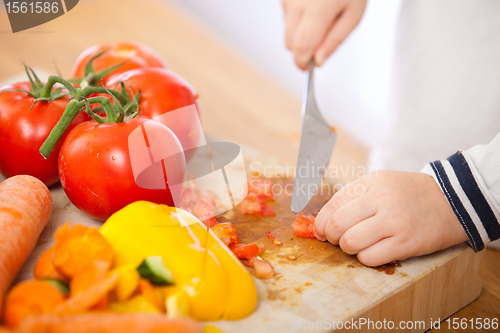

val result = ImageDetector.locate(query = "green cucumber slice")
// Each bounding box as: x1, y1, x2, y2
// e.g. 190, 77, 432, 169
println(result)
43, 278, 70, 295
137, 256, 175, 285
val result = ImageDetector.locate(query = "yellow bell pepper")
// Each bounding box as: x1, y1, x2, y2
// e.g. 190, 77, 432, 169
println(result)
109, 295, 161, 313
110, 264, 141, 302
99, 201, 257, 321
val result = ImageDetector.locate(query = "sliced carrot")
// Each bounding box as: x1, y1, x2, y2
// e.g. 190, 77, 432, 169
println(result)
3, 280, 65, 329
52, 223, 114, 278
0, 176, 52, 316
33, 248, 68, 283
14, 313, 203, 333
56, 271, 118, 315
70, 260, 111, 310
138, 279, 166, 312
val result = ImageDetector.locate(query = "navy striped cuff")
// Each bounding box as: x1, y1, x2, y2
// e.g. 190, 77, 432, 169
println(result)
427, 151, 500, 251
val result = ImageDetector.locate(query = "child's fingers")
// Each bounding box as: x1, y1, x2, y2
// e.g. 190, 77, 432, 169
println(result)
292, 2, 344, 69
338, 216, 392, 255
321, 195, 377, 245
282, 0, 304, 50
356, 237, 408, 267
315, 1, 366, 66
314, 179, 369, 241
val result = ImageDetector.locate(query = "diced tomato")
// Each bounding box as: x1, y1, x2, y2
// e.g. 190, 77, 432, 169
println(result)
241, 193, 261, 214
265, 231, 276, 241
192, 199, 216, 221
202, 217, 218, 228
229, 243, 260, 259
241, 193, 276, 216
179, 188, 197, 208
211, 222, 239, 246
248, 178, 275, 201
292, 213, 316, 238
245, 257, 257, 267
253, 258, 274, 279
195, 189, 218, 208
256, 201, 276, 217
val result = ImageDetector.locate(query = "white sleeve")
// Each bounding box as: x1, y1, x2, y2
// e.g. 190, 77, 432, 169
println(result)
421, 132, 500, 251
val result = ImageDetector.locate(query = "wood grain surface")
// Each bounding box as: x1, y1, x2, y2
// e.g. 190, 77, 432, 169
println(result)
1, 0, 499, 331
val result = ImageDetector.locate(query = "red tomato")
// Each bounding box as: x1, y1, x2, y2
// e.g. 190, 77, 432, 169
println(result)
58, 117, 185, 220
106, 68, 202, 153
229, 243, 260, 259
211, 222, 239, 247
71, 42, 167, 82
0, 82, 87, 186
241, 193, 276, 217
292, 213, 316, 238
248, 178, 276, 201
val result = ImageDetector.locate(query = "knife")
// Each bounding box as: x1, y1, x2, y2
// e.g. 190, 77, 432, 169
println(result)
291, 61, 337, 213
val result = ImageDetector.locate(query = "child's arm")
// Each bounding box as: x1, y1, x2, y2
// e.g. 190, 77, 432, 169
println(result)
282, 0, 367, 69
314, 133, 500, 266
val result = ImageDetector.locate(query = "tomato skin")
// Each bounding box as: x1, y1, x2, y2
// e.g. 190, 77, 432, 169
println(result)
229, 243, 259, 259
71, 42, 168, 82
58, 117, 186, 221
0, 82, 87, 186
106, 68, 202, 153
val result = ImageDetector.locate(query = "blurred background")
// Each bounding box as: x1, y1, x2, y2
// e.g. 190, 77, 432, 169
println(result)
169, 0, 402, 149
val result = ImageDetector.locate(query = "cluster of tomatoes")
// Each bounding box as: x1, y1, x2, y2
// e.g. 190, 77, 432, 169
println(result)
0, 42, 200, 220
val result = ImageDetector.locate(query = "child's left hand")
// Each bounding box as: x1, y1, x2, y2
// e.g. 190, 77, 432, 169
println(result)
314, 170, 469, 266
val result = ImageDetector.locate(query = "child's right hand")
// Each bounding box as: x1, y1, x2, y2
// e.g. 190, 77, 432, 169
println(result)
282, 0, 367, 69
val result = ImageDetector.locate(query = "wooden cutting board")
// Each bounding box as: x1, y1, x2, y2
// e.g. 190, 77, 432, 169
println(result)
6, 147, 483, 333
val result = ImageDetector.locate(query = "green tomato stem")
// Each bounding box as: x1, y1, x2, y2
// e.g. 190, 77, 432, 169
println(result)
40, 76, 79, 99
39, 99, 86, 158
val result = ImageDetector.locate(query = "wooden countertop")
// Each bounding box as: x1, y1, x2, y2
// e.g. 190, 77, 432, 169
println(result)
0, 0, 498, 331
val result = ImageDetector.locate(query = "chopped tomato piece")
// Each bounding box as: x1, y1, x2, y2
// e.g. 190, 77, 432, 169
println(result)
178, 188, 197, 208
241, 193, 276, 217
292, 213, 316, 238
248, 179, 275, 201
195, 189, 218, 208
253, 258, 274, 279
210, 222, 239, 246
245, 257, 257, 267
256, 201, 276, 217
201, 217, 218, 228
241, 193, 261, 214
265, 231, 276, 241
192, 199, 216, 221
229, 244, 259, 259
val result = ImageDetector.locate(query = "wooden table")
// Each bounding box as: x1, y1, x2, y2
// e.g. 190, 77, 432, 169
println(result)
0, 0, 498, 331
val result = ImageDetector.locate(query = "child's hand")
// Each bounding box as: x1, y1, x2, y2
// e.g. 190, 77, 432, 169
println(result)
282, 0, 367, 69
314, 170, 469, 266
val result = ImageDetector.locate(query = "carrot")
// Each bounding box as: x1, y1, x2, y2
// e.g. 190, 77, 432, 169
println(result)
56, 271, 118, 315
52, 223, 114, 278
0, 176, 52, 317
14, 313, 203, 333
33, 249, 68, 283
70, 260, 111, 310
3, 280, 65, 329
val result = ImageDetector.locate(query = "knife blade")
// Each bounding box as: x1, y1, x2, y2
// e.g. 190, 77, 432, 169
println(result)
291, 61, 337, 213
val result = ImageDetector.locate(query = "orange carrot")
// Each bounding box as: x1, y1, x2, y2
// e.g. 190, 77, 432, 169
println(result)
14, 313, 202, 333
3, 280, 65, 329
52, 223, 114, 278
70, 260, 110, 310
0, 176, 52, 317
0, 326, 11, 333
138, 279, 165, 312
33, 249, 68, 283
56, 272, 118, 315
